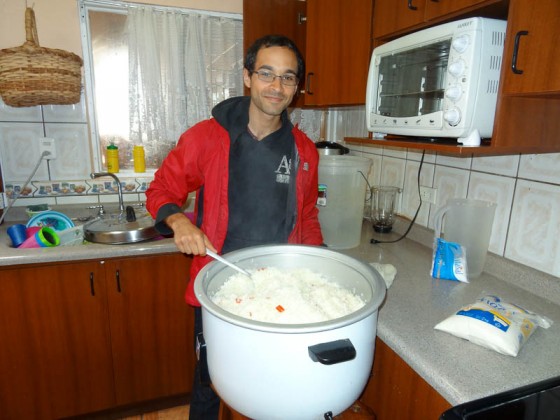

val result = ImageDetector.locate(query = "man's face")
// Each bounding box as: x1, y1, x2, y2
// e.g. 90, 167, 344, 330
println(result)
244, 46, 299, 118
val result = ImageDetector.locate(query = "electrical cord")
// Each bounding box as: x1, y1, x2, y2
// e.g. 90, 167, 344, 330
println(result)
0, 151, 49, 225
371, 150, 426, 244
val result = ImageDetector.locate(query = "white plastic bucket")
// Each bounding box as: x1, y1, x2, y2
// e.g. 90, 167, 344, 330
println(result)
317, 155, 372, 249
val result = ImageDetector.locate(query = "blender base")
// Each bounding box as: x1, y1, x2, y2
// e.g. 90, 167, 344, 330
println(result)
373, 224, 393, 233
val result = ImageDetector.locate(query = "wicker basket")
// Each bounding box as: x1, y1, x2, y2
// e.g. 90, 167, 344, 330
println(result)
0, 8, 83, 107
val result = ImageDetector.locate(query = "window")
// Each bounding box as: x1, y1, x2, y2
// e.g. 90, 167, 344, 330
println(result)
79, 0, 243, 173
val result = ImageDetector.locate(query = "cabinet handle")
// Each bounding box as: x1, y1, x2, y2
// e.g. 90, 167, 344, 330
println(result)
305, 72, 314, 95
511, 30, 529, 75
116, 269, 122, 293
297, 12, 306, 25
408, 0, 418, 10
89, 272, 95, 296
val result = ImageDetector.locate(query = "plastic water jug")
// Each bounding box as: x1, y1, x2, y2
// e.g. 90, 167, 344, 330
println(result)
434, 198, 496, 278
317, 155, 372, 249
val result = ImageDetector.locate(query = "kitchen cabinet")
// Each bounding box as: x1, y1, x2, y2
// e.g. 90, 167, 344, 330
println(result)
243, 0, 374, 107
0, 261, 114, 419
105, 255, 194, 406
373, 0, 507, 39
372, 0, 425, 39
359, 338, 452, 419
499, 0, 560, 95
0, 253, 194, 419
243, 0, 306, 108
490, 0, 560, 152
346, 0, 560, 154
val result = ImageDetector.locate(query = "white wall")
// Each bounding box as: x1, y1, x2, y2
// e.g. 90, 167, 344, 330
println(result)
0, 0, 242, 56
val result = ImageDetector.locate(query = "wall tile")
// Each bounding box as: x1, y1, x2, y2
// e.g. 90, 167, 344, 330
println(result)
56, 195, 98, 205
382, 146, 407, 159
362, 153, 382, 189
518, 153, 560, 185
290, 108, 322, 141
379, 156, 406, 190
44, 123, 92, 179
472, 154, 520, 177
468, 172, 516, 256
402, 161, 435, 226
505, 180, 560, 276
407, 148, 436, 164
0, 122, 49, 181
42, 96, 87, 123
0, 98, 42, 122
436, 153, 473, 169
32, 180, 89, 197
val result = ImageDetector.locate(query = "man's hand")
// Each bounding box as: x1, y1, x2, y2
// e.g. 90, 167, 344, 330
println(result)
165, 213, 216, 255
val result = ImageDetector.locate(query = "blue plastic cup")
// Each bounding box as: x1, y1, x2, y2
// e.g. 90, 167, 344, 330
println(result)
7, 224, 27, 247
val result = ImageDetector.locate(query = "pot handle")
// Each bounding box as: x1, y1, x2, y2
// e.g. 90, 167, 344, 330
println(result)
308, 339, 356, 365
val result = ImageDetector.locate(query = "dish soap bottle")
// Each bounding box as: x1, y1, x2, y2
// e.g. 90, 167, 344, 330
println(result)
133, 145, 146, 173
107, 143, 119, 173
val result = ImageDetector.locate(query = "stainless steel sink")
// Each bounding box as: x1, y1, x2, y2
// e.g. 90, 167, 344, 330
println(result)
83, 172, 159, 244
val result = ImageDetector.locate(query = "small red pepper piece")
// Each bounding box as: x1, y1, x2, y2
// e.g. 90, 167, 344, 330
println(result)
276, 305, 285, 312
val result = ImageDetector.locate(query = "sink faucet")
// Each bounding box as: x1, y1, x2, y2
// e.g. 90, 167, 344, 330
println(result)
90, 172, 125, 214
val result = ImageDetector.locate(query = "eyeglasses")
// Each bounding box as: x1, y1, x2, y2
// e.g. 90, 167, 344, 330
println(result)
252, 70, 299, 86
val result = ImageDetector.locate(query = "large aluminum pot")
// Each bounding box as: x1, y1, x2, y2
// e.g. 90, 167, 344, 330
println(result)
194, 245, 386, 419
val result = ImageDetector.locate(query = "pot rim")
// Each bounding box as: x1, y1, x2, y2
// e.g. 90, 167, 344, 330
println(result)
194, 244, 387, 334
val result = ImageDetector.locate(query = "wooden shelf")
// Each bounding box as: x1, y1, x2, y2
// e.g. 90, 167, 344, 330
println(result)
344, 136, 535, 156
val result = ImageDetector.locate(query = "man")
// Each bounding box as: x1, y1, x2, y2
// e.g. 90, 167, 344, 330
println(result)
146, 34, 323, 419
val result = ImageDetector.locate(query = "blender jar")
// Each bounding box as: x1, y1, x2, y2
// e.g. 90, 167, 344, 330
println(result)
371, 186, 401, 233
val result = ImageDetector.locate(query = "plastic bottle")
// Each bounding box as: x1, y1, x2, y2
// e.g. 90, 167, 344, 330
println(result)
107, 143, 119, 173
133, 145, 146, 173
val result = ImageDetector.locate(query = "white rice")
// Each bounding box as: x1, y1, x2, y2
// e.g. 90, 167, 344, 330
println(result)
211, 267, 365, 323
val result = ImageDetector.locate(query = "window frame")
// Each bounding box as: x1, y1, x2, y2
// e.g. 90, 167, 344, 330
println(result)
78, 0, 242, 174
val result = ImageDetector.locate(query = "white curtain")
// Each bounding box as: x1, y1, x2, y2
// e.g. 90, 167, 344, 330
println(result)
127, 7, 243, 153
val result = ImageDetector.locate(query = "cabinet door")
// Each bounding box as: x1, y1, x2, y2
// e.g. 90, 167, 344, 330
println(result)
0, 262, 115, 419
500, 0, 560, 94
105, 253, 194, 405
373, 0, 425, 39
360, 338, 451, 419
304, 0, 374, 106
242, 0, 307, 108
424, 0, 499, 21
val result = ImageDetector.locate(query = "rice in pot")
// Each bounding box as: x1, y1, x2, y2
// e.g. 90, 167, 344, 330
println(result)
211, 267, 365, 323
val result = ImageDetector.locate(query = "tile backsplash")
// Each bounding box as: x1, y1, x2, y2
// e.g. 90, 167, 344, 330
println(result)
0, 96, 150, 210
335, 106, 560, 279
1, 97, 559, 280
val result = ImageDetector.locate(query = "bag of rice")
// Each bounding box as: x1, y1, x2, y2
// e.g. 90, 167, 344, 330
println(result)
434, 294, 552, 356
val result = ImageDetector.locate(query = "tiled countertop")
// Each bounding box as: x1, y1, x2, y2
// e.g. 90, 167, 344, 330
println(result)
1, 215, 559, 407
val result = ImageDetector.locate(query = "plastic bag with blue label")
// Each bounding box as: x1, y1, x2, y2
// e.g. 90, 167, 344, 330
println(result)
430, 238, 468, 282
434, 294, 553, 356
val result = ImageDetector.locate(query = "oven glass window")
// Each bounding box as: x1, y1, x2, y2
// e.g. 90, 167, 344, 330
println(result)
376, 39, 451, 118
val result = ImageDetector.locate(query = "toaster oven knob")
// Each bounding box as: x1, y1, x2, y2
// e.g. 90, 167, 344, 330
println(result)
445, 85, 462, 102
448, 60, 466, 78
444, 108, 461, 126
452, 35, 470, 53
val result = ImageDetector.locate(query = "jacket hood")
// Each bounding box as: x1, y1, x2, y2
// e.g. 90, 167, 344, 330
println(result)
211, 96, 250, 134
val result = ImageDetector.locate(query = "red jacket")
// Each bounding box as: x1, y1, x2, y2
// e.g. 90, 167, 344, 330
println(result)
146, 117, 323, 306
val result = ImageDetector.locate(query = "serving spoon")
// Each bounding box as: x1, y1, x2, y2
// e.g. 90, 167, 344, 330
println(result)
206, 248, 252, 278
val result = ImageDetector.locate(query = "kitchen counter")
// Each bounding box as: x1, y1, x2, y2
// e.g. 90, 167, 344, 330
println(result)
343, 219, 560, 407
1, 215, 559, 407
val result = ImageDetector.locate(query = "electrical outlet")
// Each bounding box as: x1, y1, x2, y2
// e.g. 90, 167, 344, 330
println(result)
419, 186, 437, 204
39, 137, 57, 160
